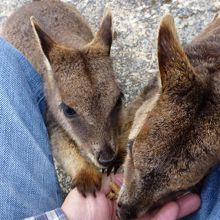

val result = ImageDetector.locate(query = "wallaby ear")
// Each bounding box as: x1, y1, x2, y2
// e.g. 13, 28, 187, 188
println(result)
158, 15, 195, 90
30, 16, 56, 60
90, 8, 112, 55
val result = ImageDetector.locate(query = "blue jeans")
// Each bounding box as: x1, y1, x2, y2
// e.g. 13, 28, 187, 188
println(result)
184, 164, 220, 220
0, 37, 220, 220
0, 38, 62, 219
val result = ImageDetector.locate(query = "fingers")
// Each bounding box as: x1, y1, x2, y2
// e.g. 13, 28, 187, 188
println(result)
101, 173, 123, 194
101, 174, 112, 194
154, 202, 179, 220
114, 173, 123, 186
135, 202, 179, 220
176, 193, 201, 219
137, 193, 200, 220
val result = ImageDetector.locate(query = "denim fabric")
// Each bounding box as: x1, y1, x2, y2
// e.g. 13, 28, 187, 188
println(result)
0, 38, 62, 219
184, 163, 220, 220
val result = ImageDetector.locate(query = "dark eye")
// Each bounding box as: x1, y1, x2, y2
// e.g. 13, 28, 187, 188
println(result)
60, 102, 76, 118
115, 92, 124, 108
110, 91, 124, 123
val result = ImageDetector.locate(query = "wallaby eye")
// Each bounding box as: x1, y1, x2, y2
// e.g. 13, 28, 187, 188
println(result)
60, 102, 76, 118
110, 91, 124, 122
115, 92, 124, 108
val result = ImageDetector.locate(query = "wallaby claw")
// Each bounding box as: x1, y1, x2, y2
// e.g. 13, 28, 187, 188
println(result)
107, 167, 112, 176
106, 165, 117, 176
113, 165, 120, 174
106, 163, 122, 176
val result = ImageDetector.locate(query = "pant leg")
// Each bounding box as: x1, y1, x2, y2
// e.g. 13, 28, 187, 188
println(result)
0, 38, 62, 219
184, 163, 220, 220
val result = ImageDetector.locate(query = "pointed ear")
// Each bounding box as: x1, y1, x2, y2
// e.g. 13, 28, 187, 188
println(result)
90, 8, 112, 55
158, 15, 195, 90
30, 16, 56, 61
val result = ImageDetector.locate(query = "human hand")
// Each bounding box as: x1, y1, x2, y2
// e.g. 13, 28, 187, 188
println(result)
61, 173, 120, 220
134, 193, 200, 220
61, 173, 201, 220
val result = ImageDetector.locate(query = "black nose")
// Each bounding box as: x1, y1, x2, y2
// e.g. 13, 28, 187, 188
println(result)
117, 202, 137, 220
97, 144, 116, 166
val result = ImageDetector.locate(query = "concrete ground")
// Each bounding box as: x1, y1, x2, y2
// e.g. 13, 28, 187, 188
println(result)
0, 0, 219, 193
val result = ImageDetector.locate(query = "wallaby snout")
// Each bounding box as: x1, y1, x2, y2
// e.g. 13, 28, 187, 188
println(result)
117, 203, 138, 220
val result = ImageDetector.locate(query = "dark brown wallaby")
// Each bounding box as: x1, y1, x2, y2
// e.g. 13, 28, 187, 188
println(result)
117, 14, 220, 220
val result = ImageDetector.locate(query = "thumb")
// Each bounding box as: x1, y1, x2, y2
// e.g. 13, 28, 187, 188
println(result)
152, 202, 179, 220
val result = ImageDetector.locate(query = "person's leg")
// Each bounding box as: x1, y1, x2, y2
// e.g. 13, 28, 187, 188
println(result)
0, 38, 62, 219
184, 163, 220, 220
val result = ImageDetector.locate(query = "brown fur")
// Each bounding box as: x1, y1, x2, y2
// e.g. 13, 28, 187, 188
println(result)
1, 0, 128, 196
117, 14, 220, 220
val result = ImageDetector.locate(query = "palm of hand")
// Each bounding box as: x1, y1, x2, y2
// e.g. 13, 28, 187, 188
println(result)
61, 174, 200, 220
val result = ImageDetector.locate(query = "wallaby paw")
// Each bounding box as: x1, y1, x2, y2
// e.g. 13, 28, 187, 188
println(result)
72, 168, 102, 197
102, 164, 121, 176
107, 164, 121, 176
107, 181, 120, 200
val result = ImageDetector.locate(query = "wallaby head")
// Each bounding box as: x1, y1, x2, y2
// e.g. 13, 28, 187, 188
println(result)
117, 15, 220, 220
30, 9, 123, 170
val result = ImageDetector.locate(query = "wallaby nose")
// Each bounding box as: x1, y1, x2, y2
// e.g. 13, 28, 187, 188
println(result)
97, 144, 116, 166
116, 202, 136, 220
117, 202, 138, 220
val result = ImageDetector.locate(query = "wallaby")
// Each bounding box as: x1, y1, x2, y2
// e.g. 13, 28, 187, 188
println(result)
1, 0, 130, 196
117, 14, 220, 220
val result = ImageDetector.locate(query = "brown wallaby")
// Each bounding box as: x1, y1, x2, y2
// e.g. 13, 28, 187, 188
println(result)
1, 0, 129, 196
117, 14, 220, 220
